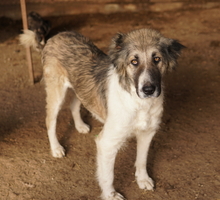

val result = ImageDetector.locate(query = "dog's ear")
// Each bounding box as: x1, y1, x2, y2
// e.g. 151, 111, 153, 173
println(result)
108, 33, 125, 66
160, 38, 185, 71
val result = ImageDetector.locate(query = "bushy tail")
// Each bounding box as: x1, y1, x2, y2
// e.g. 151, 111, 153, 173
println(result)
19, 29, 44, 52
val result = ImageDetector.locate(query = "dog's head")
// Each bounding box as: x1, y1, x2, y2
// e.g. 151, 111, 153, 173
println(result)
108, 28, 185, 99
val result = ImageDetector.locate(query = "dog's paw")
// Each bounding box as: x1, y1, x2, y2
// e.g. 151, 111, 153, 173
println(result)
102, 191, 126, 200
76, 123, 90, 134
136, 176, 154, 191
51, 145, 65, 158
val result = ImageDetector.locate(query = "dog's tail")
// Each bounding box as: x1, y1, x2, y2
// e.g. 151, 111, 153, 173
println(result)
19, 29, 44, 52
19, 11, 51, 52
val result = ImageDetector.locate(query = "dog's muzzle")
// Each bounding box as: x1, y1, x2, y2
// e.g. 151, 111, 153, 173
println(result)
135, 67, 161, 99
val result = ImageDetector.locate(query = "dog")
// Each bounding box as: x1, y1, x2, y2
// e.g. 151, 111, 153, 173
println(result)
41, 29, 184, 200
19, 11, 51, 51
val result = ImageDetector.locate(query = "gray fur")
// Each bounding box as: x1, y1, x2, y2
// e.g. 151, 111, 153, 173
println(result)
42, 31, 110, 120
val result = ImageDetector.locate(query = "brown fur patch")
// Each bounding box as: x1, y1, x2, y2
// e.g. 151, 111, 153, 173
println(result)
42, 31, 110, 121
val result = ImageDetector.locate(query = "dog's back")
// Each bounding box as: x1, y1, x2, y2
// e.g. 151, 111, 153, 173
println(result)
42, 31, 110, 121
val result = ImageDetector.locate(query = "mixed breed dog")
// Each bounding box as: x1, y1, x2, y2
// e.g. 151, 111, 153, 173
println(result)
20, 12, 184, 200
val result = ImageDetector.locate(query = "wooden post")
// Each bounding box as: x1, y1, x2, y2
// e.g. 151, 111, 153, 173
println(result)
20, 0, 34, 84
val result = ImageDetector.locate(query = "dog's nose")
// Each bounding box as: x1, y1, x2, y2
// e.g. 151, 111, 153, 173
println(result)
142, 85, 156, 96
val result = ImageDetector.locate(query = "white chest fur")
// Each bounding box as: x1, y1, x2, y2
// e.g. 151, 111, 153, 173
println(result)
133, 98, 163, 132
106, 70, 164, 135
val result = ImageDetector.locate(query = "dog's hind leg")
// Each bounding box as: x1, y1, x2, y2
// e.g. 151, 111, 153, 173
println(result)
45, 78, 68, 158
135, 131, 155, 191
70, 95, 90, 134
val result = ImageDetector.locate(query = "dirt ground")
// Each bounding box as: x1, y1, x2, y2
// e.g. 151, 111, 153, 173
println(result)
0, 5, 220, 200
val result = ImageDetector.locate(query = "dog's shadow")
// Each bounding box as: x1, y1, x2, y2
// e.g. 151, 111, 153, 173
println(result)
58, 108, 92, 156
57, 90, 93, 155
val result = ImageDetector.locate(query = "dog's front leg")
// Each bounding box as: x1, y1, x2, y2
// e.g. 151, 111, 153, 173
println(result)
135, 131, 155, 191
96, 129, 127, 200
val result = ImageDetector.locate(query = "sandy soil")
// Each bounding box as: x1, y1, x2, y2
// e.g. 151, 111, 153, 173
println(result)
0, 6, 220, 200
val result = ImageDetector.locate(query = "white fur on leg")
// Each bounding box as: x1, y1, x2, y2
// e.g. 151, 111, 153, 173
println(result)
135, 131, 156, 191
96, 130, 127, 200
76, 123, 90, 134
135, 169, 154, 190
101, 191, 126, 200
70, 96, 90, 134
47, 120, 66, 158
51, 144, 65, 158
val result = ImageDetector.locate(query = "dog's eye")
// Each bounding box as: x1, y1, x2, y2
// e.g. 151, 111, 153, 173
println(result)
153, 57, 161, 64
131, 59, 138, 66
